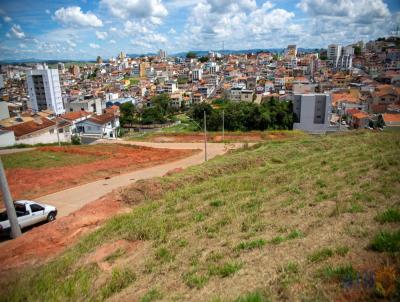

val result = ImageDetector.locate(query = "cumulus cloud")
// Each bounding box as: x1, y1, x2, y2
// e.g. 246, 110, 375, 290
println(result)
109, 39, 116, 44
96, 31, 108, 40
7, 24, 25, 39
89, 43, 100, 49
45, 9, 51, 14
54, 6, 103, 27
3, 16, 12, 22
297, 0, 390, 20
101, 0, 167, 23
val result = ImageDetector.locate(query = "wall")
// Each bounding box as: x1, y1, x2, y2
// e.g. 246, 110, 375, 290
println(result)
17, 127, 71, 145
0, 131, 16, 147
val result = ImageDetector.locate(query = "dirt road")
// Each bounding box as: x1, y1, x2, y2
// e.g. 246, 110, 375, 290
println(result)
37, 142, 240, 217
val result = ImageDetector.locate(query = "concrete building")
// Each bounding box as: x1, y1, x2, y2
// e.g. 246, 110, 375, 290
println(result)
293, 94, 333, 133
159, 49, 167, 60
327, 44, 342, 67
66, 98, 105, 115
76, 113, 120, 138
27, 65, 65, 115
192, 69, 203, 82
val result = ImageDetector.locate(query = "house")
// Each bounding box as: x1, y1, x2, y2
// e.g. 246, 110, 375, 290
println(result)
4, 117, 71, 145
382, 114, 400, 127
352, 112, 369, 129
60, 111, 92, 134
76, 113, 119, 138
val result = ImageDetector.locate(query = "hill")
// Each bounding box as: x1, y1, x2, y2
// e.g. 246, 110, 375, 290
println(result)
1, 131, 399, 301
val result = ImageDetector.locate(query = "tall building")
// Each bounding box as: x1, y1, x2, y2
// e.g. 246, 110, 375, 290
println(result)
293, 94, 332, 133
158, 49, 167, 60
139, 62, 150, 78
192, 69, 203, 82
327, 44, 353, 71
27, 65, 65, 115
327, 44, 342, 67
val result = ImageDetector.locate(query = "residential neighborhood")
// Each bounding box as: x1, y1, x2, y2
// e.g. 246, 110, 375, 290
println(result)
0, 0, 399, 301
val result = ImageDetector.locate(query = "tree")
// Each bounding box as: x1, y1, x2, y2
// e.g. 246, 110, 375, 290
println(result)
141, 107, 166, 124
199, 56, 209, 63
119, 102, 136, 125
354, 46, 362, 56
186, 51, 197, 59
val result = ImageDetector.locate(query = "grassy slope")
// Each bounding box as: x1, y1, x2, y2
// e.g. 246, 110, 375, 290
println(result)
2, 150, 101, 169
1, 131, 400, 301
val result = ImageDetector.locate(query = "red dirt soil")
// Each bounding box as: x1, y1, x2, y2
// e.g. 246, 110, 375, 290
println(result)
0, 193, 128, 275
6, 144, 196, 200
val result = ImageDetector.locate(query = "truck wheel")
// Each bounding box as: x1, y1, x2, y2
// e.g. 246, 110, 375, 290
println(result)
47, 212, 56, 222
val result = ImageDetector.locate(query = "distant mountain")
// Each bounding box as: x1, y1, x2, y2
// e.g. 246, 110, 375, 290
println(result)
0, 58, 95, 65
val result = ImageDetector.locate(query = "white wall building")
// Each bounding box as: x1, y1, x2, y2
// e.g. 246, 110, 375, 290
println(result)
192, 69, 203, 82
27, 65, 65, 115
327, 44, 342, 67
293, 94, 334, 133
0, 74, 4, 90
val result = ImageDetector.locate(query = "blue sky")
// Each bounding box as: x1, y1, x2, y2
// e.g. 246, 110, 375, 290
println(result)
0, 0, 399, 60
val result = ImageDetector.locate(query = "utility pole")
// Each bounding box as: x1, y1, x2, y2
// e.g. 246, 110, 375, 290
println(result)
55, 117, 61, 147
0, 158, 21, 238
204, 110, 207, 161
222, 110, 225, 142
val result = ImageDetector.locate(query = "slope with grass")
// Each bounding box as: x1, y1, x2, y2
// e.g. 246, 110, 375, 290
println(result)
1, 131, 399, 301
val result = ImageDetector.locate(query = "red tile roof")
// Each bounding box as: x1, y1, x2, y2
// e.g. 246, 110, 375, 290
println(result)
5, 118, 55, 138
352, 112, 369, 120
61, 111, 91, 121
383, 114, 400, 123
87, 113, 116, 125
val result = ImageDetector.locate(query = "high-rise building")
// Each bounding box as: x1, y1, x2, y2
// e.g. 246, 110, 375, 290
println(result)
293, 94, 332, 133
139, 62, 150, 78
327, 44, 342, 67
192, 69, 203, 82
27, 65, 65, 115
158, 49, 167, 60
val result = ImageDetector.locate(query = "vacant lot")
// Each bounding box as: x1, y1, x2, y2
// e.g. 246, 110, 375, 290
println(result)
3, 144, 196, 200
128, 130, 304, 143
1, 131, 399, 301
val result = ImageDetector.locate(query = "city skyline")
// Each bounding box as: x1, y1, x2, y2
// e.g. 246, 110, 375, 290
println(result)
0, 0, 400, 60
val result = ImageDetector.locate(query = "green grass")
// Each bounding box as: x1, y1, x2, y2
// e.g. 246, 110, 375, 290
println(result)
269, 230, 304, 245
308, 246, 349, 262
234, 290, 270, 302
369, 230, 400, 252
1, 131, 399, 301
2, 149, 101, 169
99, 267, 136, 300
235, 239, 266, 252
375, 208, 400, 223
139, 289, 163, 302
103, 248, 126, 263
319, 264, 358, 282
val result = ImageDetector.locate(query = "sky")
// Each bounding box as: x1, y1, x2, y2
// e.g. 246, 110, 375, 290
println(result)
0, 0, 399, 60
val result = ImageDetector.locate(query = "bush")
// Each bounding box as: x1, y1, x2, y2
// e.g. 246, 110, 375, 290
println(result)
370, 231, 400, 252
71, 134, 81, 145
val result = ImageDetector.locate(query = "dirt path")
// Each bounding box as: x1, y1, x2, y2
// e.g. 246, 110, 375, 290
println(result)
36, 142, 241, 217
0, 147, 35, 155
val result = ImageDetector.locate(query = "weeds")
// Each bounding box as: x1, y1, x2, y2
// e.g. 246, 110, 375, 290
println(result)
375, 208, 400, 223
369, 230, 400, 252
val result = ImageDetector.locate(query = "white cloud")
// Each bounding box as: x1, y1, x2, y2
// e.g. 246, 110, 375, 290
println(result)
3, 16, 12, 22
45, 9, 51, 14
110, 27, 117, 32
101, 0, 168, 24
168, 28, 176, 34
96, 31, 108, 40
19, 43, 26, 48
89, 43, 100, 49
7, 24, 26, 39
66, 39, 77, 48
297, 0, 390, 20
109, 39, 116, 44
54, 6, 103, 27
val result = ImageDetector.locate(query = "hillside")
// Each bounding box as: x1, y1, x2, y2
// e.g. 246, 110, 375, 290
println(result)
1, 131, 399, 301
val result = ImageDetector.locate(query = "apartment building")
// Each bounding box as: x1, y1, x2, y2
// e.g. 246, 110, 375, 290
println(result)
27, 65, 65, 115
293, 94, 333, 133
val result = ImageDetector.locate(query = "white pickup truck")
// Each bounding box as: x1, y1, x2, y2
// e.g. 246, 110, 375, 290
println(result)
0, 200, 57, 234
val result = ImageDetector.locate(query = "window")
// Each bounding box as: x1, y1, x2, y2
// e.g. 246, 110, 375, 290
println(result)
30, 204, 44, 212
49, 129, 54, 134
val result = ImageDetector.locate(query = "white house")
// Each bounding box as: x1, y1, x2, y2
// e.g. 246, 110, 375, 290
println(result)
76, 113, 120, 138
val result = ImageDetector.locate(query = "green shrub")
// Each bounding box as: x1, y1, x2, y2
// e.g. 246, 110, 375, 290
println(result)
370, 230, 400, 252
235, 239, 266, 251
375, 209, 400, 223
